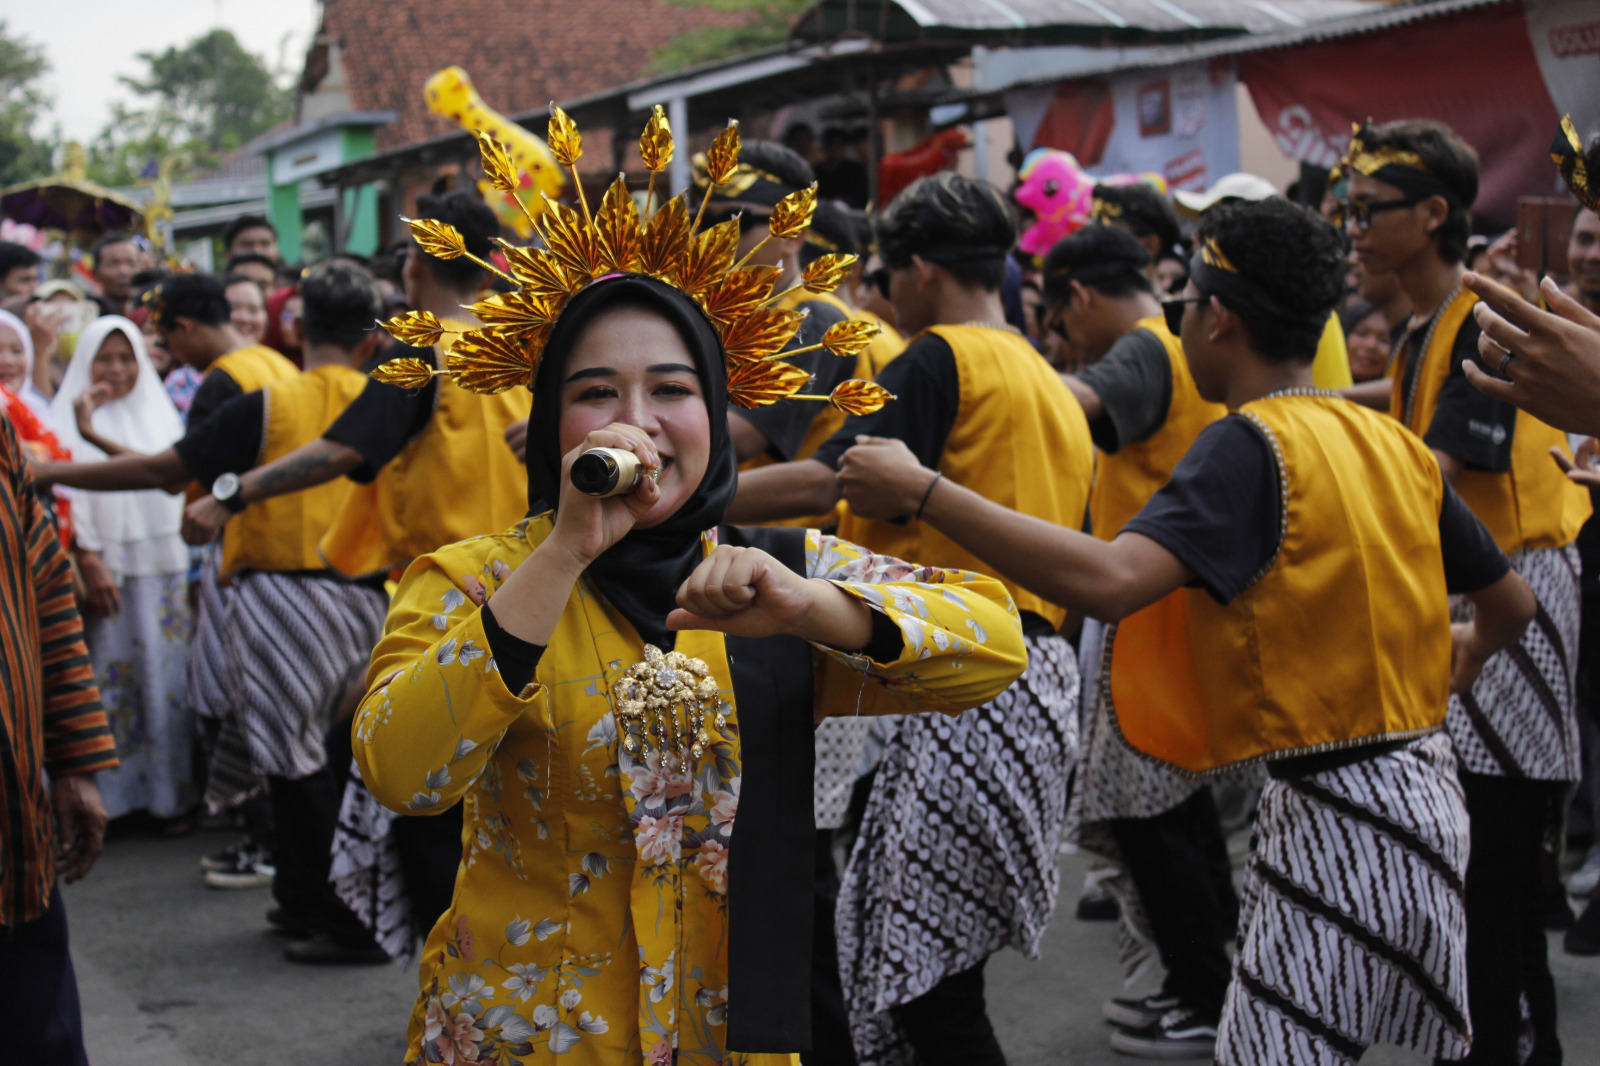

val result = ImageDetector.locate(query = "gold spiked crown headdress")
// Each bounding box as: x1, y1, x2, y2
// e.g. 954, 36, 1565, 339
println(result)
371, 106, 892, 417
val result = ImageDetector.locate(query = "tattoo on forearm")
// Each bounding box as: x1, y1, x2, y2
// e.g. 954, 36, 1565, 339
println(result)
253, 449, 339, 496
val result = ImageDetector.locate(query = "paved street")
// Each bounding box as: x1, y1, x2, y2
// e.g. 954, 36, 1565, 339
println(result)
67, 829, 1600, 1065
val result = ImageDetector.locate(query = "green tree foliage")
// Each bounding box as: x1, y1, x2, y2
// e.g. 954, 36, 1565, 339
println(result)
0, 21, 58, 186
649, 0, 812, 74
89, 29, 290, 185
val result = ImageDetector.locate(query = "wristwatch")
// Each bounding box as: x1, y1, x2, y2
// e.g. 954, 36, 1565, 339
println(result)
212, 472, 247, 514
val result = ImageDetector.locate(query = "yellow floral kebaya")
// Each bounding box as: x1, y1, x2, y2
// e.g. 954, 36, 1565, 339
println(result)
354, 515, 1027, 1064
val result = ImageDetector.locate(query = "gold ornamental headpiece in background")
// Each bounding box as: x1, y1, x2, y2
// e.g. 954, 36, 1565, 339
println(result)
372, 105, 893, 416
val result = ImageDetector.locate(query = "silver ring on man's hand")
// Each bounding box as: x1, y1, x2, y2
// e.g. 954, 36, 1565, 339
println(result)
1499, 352, 1514, 376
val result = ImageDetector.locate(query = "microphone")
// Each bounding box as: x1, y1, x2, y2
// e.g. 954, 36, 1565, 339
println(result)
570, 447, 654, 497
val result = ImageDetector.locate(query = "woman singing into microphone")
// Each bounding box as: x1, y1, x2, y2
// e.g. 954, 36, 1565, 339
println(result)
352, 115, 1027, 1066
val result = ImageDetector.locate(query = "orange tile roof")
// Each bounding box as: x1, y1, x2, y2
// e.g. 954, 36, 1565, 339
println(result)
317, 0, 747, 154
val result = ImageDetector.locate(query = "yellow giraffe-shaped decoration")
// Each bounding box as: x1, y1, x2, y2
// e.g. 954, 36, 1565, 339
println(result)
425, 66, 566, 237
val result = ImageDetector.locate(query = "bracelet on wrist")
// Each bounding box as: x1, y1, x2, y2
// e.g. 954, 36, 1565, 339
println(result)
915, 472, 944, 520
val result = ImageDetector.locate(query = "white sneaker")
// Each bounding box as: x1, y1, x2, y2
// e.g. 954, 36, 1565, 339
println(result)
1568, 846, 1600, 898
203, 845, 275, 889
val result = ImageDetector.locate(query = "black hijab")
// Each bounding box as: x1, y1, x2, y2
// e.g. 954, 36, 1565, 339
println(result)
526, 275, 737, 648
530, 274, 821, 1052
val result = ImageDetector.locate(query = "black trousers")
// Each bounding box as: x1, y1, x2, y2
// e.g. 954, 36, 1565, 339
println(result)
1448, 773, 1564, 1066
1109, 787, 1238, 1020
266, 767, 373, 945
393, 803, 465, 937
0, 886, 88, 1066
888, 959, 1006, 1066
811, 828, 858, 1065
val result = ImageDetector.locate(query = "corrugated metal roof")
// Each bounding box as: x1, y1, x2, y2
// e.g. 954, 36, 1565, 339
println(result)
941, 0, 1513, 98
790, 0, 1375, 43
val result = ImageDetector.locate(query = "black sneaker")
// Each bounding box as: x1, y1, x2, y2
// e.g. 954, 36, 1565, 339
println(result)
200, 840, 248, 872
1109, 1007, 1218, 1060
266, 907, 315, 939
203, 845, 275, 889
1103, 993, 1181, 1029
283, 935, 389, 965
1077, 884, 1119, 922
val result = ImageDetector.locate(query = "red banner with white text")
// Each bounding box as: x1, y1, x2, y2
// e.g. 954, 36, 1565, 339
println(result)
1240, 3, 1559, 230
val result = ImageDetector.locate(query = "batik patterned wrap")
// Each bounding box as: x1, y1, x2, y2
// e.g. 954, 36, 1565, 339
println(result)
220, 571, 387, 779
835, 633, 1078, 1065
190, 544, 265, 813
1448, 545, 1581, 782
814, 717, 874, 830
1216, 733, 1471, 1066
332, 777, 413, 962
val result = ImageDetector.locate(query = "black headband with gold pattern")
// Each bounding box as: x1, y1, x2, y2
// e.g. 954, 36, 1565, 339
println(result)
1334, 120, 1461, 207
1552, 114, 1600, 214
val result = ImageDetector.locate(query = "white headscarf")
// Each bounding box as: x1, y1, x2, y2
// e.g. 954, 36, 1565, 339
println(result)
0, 308, 51, 419
48, 316, 188, 578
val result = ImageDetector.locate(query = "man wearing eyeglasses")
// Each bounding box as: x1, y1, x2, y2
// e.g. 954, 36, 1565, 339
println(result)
1341, 117, 1590, 1066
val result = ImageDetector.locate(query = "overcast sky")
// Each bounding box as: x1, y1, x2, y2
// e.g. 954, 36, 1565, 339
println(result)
9, 0, 319, 143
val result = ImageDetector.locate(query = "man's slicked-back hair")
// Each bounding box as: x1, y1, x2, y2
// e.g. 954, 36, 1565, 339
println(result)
1093, 182, 1182, 258
148, 273, 232, 329
0, 241, 41, 275
299, 260, 385, 350
876, 172, 1017, 291
736, 140, 816, 190
414, 191, 500, 293
91, 231, 138, 263
223, 214, 276, 249
1041, 223, 1154, 304
1359, 119, 1480, 264
1196, 199, 1347, 363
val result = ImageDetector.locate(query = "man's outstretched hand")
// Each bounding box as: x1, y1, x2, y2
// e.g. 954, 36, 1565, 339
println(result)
1463, 272, 1600, 436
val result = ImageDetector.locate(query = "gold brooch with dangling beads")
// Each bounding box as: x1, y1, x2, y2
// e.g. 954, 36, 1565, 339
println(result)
612, 645, 730, 768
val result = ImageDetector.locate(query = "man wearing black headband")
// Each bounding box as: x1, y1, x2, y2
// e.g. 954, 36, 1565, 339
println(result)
1344, 118, 1590, 1065
1044, 223, 1236, 1058
836, 196, 1531, 1066
1091, 182, 1183, 280
736, 171, 1094, 1065
694, 141, 853, 480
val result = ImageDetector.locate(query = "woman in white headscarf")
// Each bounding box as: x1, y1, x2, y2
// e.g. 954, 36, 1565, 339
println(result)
0, 307, 51, 417
48, 315, 194, 828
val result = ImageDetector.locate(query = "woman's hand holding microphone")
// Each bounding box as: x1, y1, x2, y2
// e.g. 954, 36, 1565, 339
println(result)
547, 423, 662, 571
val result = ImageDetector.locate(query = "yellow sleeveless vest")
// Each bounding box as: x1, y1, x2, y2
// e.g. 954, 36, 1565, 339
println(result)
1089, 317, 1226, 540
1389, 289, 1590, 554
220, 364, 368, 578
1310, 311, 1353, 389
208, 344, 298, 393
740, 292, 909, 529
189, 344, 299, 502
1109, 395, 1452, 776
319, 320, 532, 578
835, 324, 1093, 628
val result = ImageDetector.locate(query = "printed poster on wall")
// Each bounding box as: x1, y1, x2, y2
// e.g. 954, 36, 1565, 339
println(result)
1022, 59, 1241, 192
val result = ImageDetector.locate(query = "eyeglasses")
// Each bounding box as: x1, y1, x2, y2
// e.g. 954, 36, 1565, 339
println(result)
1340, 196, 1423, 231
1162, 296, 1207, 336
